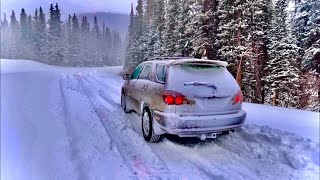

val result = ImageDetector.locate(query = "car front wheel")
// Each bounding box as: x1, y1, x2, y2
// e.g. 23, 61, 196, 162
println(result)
141, 108, 162, 143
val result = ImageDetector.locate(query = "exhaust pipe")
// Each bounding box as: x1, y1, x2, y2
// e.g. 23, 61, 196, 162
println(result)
211, 133, 217, 139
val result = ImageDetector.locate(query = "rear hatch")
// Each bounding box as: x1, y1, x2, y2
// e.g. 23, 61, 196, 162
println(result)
166, 61, 240, 116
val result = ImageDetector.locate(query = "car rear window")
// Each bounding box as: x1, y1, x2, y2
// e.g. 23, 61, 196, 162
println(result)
166, 64, 237, 97
156, 64, 166, 83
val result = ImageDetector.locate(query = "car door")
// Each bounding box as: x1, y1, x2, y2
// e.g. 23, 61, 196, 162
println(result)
134, 63, 153, 113
125, 64, 144, 111
148, 63, 167, 112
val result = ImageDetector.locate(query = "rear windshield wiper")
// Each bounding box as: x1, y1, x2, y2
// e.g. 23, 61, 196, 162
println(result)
184, 81, 217, 90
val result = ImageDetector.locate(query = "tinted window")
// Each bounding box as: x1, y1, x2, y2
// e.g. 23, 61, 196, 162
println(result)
131, 65, 143, 79
139, 64, 152, 80
156, 64, 166, 83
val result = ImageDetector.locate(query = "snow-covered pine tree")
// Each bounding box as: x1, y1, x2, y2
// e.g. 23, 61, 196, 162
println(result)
104, 26, 113, 65
100, 21, 108, 65
80, 16, 88, 33
292, 0, 319, 110
177, 0, 201, 58
80, 16, 90, 66
48, 3, 64, 64
174, 0, 192, 57
242, 0, 272, 103
193, 0, 218, 59
27, 14, 34, 59
264, 0, 301, 108
91, 16, 104, 66
215, 0, 255, 104
301, 0, 320, 72
92, 16, 100, 38
65, 14, 72, 65
20, 9, 28, 40
38, 7, 46, 31
124, 3, 135, 72
19, 9, 31, 59
36, 7, 48, 62
111, 31, 123, 65
124, 0, 147, 72
163, 0, 180, 56
151, 0, 165, 57
32, 8, 41, 61
135, 0, 148, 63
33, 9, 38, 26
102, 21, 106, 36
9, 10, 19, 58
216, 0, 252, 76
1, 13, 10, 58
1, 13, 8, 27
145, 0, 157, 59
70, 14, 81, 65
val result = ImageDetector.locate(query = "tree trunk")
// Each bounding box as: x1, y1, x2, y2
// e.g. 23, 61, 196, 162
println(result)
299, 71, 308, 108
272, 89, 278, 106
236, 56, 243, 86
252, 42, 265, 104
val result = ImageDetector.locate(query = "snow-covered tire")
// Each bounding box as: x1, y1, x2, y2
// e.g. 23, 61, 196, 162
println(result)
141, 108, 163, 143
121, 93, 130, 113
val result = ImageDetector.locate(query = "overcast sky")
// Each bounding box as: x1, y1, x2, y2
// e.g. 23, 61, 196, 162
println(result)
1, 0, 134, 17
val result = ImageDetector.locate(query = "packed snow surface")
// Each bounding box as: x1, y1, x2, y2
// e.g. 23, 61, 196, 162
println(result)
1, 59, 319, 180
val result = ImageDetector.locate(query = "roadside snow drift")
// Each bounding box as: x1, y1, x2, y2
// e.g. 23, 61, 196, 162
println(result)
1, 59, 319, 180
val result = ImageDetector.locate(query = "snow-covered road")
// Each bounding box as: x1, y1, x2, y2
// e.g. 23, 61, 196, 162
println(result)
1, 59, 319, 180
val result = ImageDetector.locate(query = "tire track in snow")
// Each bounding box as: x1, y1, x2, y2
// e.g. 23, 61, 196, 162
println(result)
158, 140, 255, 180
72, 74, 173, 179
83, 76, 121, 107
59, 77, 90, 180
60, 74, 134, 180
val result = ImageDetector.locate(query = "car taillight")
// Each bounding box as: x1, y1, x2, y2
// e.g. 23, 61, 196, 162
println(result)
232, 90, 243, 105
162, 90, 189, 105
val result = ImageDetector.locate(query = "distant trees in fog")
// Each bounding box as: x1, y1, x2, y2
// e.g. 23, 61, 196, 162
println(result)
1, 3, 125, 66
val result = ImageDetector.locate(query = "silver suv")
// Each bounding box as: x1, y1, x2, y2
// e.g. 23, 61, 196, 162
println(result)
121, 57, 247, 142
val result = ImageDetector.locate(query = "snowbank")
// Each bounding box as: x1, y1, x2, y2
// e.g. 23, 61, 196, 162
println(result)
243, 103, 319, 142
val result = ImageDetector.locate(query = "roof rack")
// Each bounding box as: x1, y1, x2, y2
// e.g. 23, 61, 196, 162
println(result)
149, 57, 193, 60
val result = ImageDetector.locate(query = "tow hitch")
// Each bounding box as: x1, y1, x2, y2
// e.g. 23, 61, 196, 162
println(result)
200, 133, 219, 140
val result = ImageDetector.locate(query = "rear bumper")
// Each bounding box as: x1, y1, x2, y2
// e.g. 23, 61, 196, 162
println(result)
152, 110, 247, 137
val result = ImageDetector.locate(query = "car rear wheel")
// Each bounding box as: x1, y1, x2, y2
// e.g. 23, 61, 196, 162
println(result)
121, 93, 129, 113
142, 108, 162, 143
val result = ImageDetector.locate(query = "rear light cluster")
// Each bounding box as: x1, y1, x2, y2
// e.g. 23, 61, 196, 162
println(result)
162, 90, 190, 105
232, 90, 243, 105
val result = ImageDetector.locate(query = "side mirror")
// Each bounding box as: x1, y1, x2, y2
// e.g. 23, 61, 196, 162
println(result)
123, 73, 130, 80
